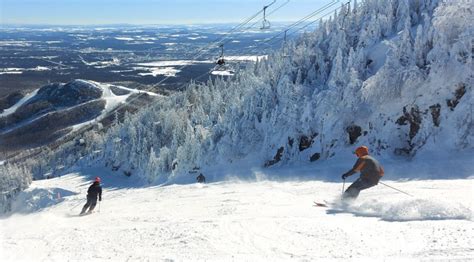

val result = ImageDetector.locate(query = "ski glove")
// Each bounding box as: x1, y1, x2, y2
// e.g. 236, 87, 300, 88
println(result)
341, 173, 349, 179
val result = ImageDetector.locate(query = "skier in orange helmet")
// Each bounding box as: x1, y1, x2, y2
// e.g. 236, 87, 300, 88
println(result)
341, 146, 384, 200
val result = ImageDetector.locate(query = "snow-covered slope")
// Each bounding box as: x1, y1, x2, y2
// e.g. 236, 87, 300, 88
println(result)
0, 79, 158, 153
1, 168, 472, 261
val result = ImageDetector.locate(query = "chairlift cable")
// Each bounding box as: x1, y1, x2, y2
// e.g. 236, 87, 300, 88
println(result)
220, 0, 291, 47
247, 1, 349, 58
84, 7, 268, 124
285, 1, 350, 39
9, 1, 346, 163
8, 6, 270, 163
260, 0, 341, 45
95, 0, 347, 127
245, 0, 346, 56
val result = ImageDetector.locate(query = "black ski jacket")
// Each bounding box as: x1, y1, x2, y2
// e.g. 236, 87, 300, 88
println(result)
196, 174, 206, 183
87, 182, 102, 201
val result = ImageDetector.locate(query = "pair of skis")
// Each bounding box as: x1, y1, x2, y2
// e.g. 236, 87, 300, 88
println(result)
313, 201, 329, 207
314, 178, 345, 208
78, 210, 96, 216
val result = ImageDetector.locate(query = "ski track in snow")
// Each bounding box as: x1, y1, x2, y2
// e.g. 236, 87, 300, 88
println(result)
0, 79, 160, 133
0, 89, 39, 118
1, 169, 473, 261
69, 80, 160, 131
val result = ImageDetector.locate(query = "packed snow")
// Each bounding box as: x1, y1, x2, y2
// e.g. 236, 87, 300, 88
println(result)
0, 41, 33, 47
0, 70, 23, 75
114, 37, 135, 41
224, 55, 268, 62
0, 165, 472, 261
134, 60, 207, 67
133, 60, 210, 77
0, 66, 51, 75
211, 70, 235, 76
137, 67, 181, 77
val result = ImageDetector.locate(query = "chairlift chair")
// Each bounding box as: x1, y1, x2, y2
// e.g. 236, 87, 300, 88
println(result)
260, 0, 276, 30
213, 44, 235, 75
215, 44, 226, 68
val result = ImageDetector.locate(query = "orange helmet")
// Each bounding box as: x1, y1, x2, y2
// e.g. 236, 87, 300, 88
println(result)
354, 146, 369, 157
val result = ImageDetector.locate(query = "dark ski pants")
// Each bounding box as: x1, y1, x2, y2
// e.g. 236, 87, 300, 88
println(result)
80, 197, 98, 214
343, 178, 377, 200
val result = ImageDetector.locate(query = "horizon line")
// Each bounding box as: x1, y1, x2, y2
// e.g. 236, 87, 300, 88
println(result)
1, 20, 307, 27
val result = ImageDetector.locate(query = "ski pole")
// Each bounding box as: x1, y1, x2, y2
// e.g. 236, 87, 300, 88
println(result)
341, 178, 346, 199
70, 200, 83, 211
98, 201, 101, 213
379, 181, 414, 197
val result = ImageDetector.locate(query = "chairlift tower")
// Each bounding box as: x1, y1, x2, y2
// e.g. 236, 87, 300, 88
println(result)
339, 1, 351, 30
282, 29, 290, 57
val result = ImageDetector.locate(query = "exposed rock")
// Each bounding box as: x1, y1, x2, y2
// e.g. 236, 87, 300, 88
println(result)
429, 104, 441, 127
299, 133, 318, 151
310, 153, 321, 162
264, 146, 284, 167
299, 136, 311, 151
394, 147, 411, 156
396, 106, 422, 140
112, 164, 121, 171
447, 83, 466, 111
346, 125, 362, 144
395, 106, 423, 155
288, 137, 294, 147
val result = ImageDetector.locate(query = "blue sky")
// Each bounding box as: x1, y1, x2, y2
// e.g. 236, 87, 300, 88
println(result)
1, 0, 330, 25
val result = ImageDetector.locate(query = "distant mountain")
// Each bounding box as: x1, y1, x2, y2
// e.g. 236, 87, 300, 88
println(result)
0, 79, 158, 154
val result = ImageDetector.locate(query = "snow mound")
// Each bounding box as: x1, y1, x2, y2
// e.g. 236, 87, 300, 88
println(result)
333, 199, 472, 222
211, 70, 234, 76
10, 188, 77, 214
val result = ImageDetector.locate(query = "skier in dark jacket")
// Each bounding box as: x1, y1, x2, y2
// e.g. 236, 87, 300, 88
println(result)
341, 146, 384, 200
80, 177, 102, 215
196, 173, 206, 183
